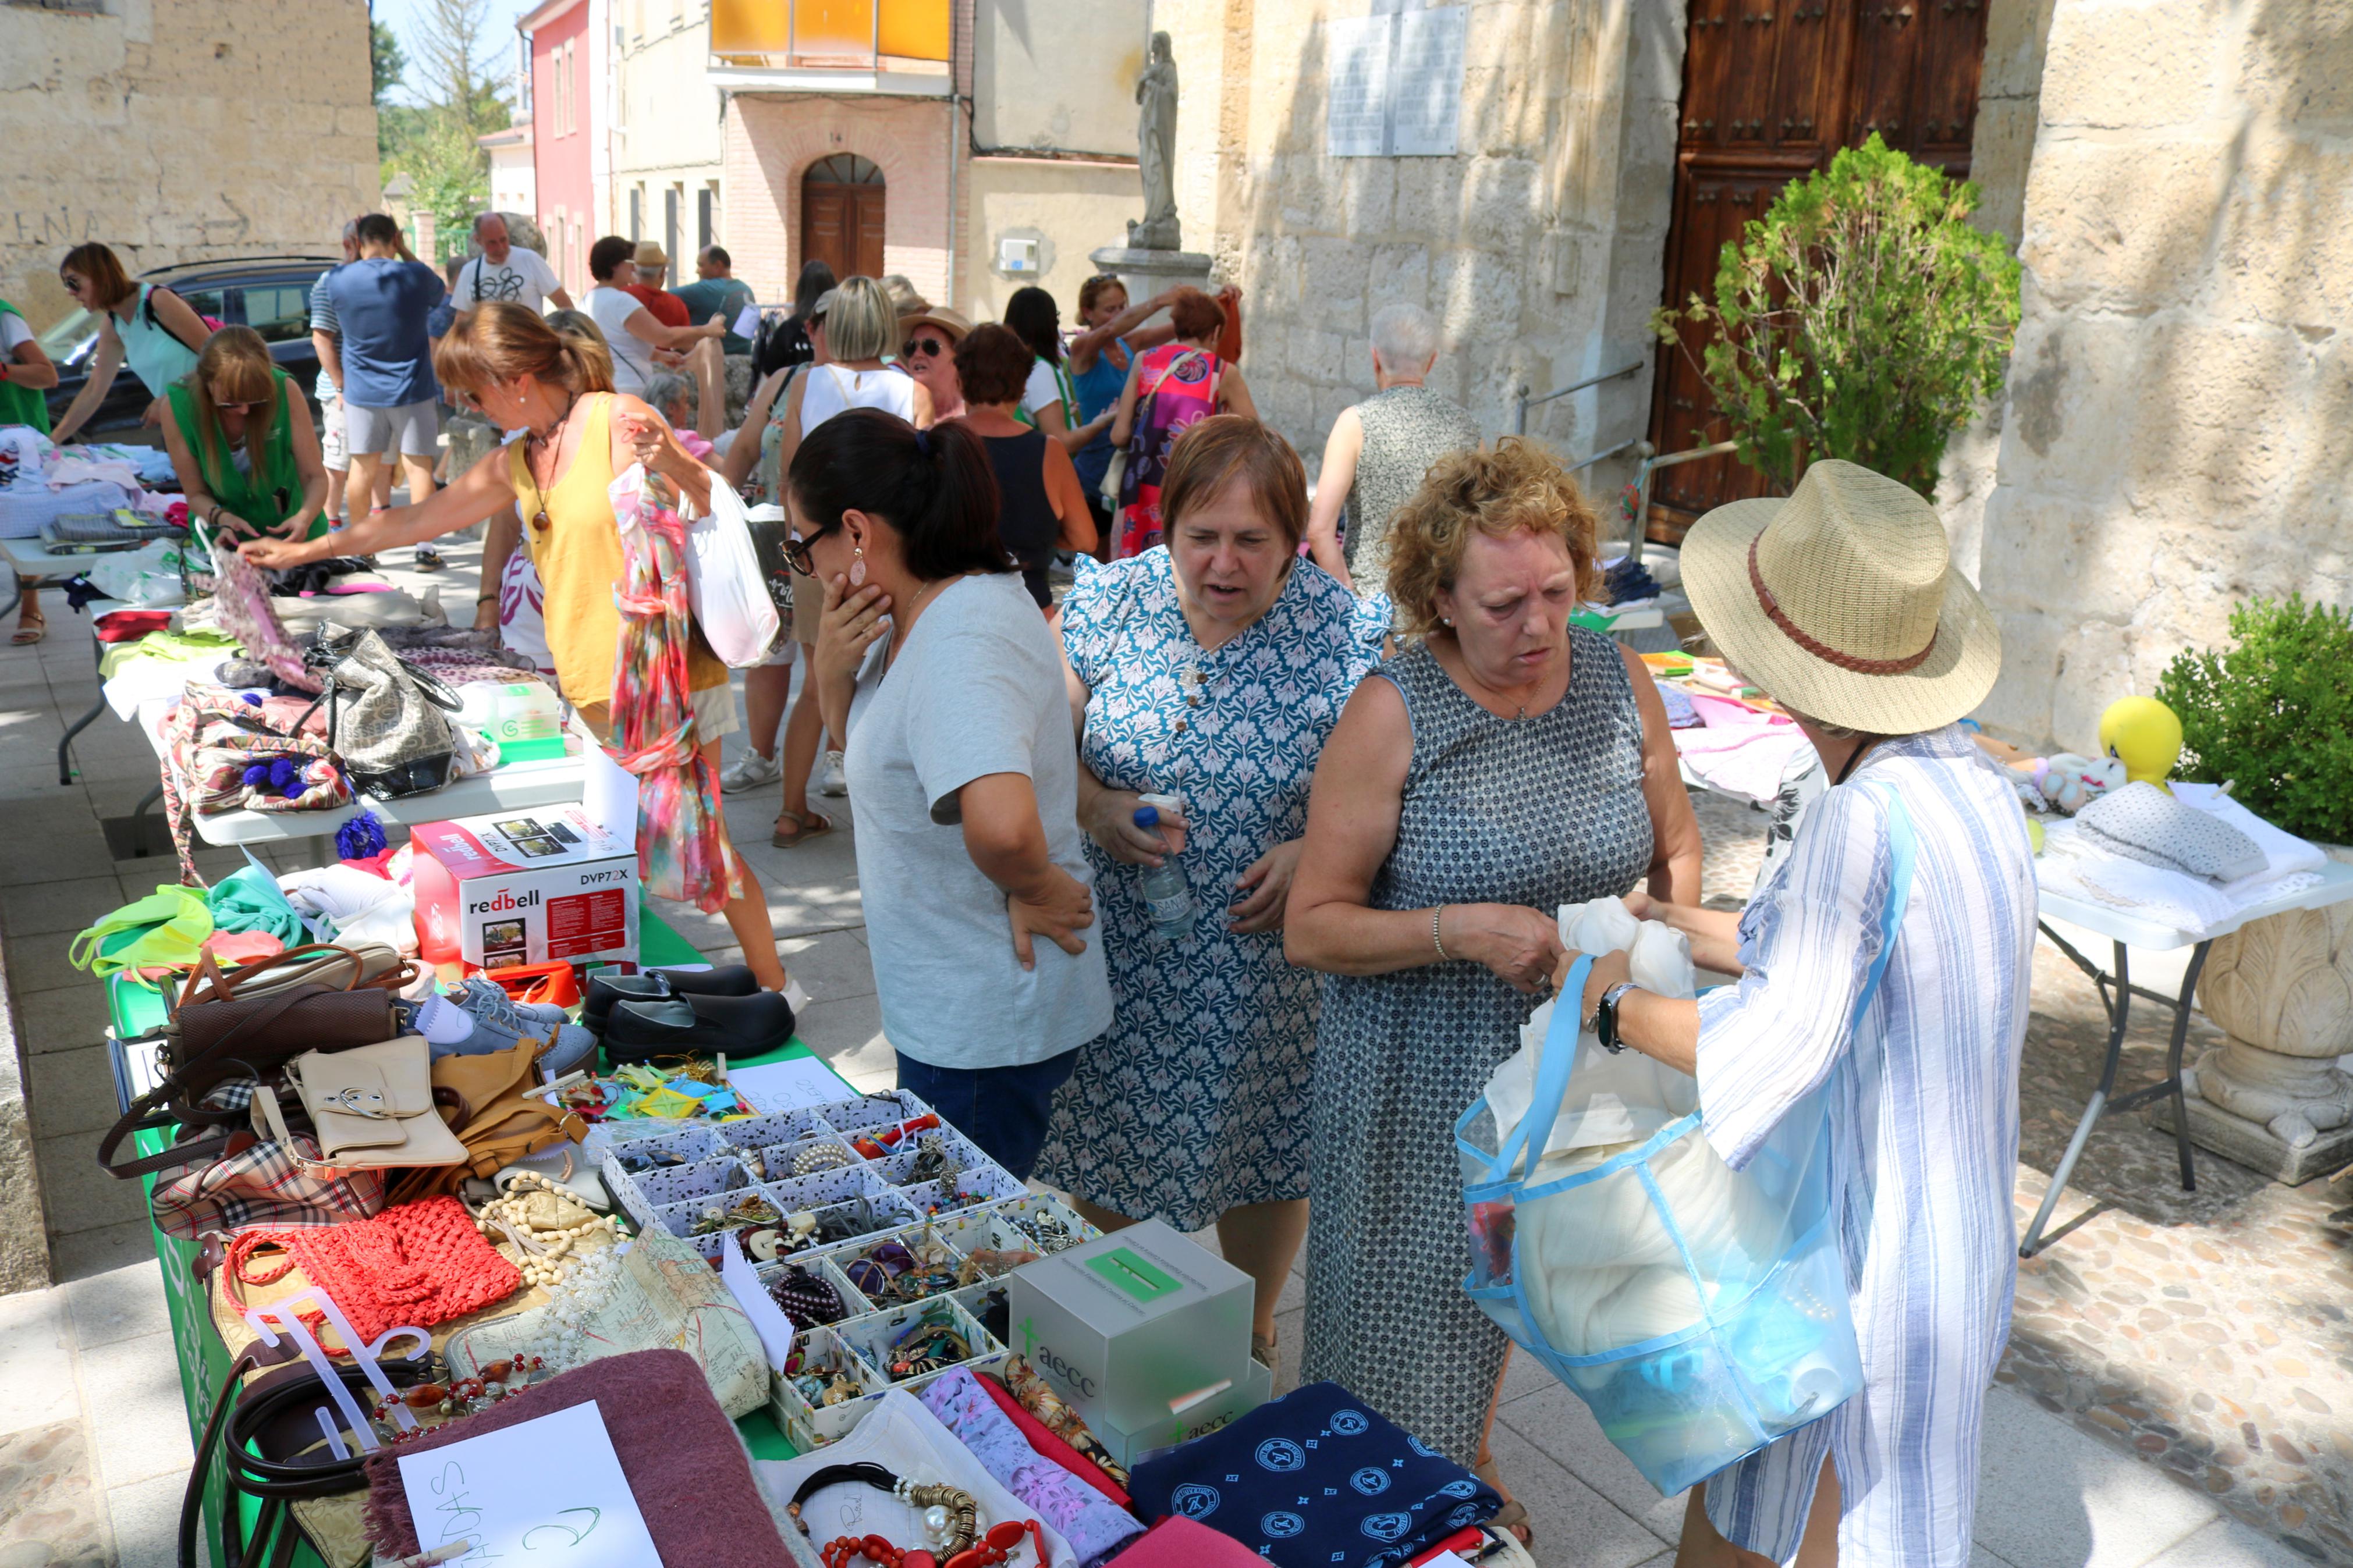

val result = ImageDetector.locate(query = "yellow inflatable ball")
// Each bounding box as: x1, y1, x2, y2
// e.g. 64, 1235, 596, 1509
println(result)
2098, 696, 2184, 789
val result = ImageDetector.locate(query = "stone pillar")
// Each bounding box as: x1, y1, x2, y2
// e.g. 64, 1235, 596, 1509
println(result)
1087, 244, 1214, 305
2174, 847, 2353, 1183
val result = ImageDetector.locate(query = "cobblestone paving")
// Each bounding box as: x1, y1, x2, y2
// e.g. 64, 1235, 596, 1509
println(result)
1691, 787, 2351, 1563
0, 1420, 107, 1568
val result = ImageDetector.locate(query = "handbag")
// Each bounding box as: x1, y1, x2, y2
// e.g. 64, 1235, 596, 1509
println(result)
386, 1039, 590, 1203
175, 940, 413, 1014
149, 1107, 389, 1239
308, 625, 465, 798
255, 1037, 471, 1172
99, 977, 399, 1183
1451, 787, 1913, 1496
675, 471, 782, 666
1101, 350, 1212, 505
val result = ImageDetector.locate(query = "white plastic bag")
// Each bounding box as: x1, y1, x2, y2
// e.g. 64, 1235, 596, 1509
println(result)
680, 475, 780, 667
85, 537, 194, 607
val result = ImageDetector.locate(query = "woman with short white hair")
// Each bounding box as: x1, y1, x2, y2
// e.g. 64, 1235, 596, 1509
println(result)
1304, 300, 1481, 596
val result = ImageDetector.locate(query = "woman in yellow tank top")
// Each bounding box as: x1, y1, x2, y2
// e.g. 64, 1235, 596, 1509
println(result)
246, 302, 797, 993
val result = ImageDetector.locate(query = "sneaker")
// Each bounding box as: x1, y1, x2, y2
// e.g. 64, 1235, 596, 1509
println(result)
819, 749, 847, 797
414, 544, 445, 570
721, 748, 782, 794
436, 976, 598, 1076
604, 990, 797, 1064
583, 962, 760, 1034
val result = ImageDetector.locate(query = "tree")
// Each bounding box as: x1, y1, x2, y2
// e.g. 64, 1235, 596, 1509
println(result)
408, 0, 511, 142
1651, 135, 2022, 499
371, 18, 407, 106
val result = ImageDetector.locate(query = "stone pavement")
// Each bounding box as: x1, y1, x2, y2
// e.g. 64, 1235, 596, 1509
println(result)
0, 567, 2329, 1567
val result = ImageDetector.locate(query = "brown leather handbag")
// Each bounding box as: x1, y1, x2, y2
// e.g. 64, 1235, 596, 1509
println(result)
100, 944, 408, 1183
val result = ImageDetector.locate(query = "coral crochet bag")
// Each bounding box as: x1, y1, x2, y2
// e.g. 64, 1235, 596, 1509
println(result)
223, 1195, 522, 1347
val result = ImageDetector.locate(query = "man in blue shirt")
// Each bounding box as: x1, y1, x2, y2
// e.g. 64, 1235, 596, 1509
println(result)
325, 214, 447, 555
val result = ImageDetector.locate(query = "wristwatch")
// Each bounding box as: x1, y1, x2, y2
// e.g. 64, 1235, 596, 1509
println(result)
1594, 982, 1640, 1054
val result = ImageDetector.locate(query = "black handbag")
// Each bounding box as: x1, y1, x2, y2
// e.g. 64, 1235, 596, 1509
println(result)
178, 1331, 436, 1568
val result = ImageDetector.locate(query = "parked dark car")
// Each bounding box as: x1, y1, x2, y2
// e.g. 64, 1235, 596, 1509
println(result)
40, 253, 342, 442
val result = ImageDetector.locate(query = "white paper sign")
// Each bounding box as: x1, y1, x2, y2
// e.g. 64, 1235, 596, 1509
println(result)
732, 303, 762, 341
1391, 6, 1467, 157
1326, 14, 1391, 157
719, 1229, 799, 1372
729, 1055, 847, 1115
398, 1402, 662, 1568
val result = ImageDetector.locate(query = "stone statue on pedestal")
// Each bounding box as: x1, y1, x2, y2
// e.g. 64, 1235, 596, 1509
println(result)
1129, 31, 1181, 252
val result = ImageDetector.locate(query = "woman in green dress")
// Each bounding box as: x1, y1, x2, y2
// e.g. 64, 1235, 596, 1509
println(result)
159, 326, 331, 551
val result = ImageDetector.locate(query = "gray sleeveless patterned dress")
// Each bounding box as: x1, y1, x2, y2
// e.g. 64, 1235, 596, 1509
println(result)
1343, 386, 1483, 596
1301, 629, 1653, 1464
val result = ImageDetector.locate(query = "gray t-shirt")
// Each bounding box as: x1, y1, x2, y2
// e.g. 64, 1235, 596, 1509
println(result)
845, 572, 1112, 1069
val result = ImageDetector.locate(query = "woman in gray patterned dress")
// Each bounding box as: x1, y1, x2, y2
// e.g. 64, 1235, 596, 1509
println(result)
1303, 301, 1482, 596
1287, 440, 1703, 1538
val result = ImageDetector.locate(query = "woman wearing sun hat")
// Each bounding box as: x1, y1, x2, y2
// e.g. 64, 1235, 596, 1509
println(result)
1560, 460, 2037, 1568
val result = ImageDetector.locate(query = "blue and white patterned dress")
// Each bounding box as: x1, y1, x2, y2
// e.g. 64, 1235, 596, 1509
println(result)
1695, 724, 2037, 1567
1033, 551, 1388, 1229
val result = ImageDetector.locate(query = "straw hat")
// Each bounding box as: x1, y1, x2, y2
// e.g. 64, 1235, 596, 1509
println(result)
899, 304, 973, 344
632, 240, 669, 269
1680, 460, 2000, 734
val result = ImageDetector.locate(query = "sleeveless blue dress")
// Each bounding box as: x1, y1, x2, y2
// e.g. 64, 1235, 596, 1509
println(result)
1302, 628, 1654, 1463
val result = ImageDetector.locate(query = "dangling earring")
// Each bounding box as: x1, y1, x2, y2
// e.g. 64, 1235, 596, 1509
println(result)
849, 545, 867, 587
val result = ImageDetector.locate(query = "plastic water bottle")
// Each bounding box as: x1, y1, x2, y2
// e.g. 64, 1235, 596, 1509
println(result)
1134, 805, 1197, 941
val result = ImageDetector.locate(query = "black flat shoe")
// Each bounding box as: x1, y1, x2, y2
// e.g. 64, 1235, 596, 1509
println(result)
584, 963, 760, 1033
602, 990, 796, 1064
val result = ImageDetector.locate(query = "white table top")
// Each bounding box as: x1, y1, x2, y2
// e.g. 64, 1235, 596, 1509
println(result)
2035, 857, 2353, 952
1, 536, 129, 581
132, 698, 589, 845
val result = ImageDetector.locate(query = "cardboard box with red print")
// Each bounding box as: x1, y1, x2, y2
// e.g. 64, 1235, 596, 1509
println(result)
410, 805, 638, 972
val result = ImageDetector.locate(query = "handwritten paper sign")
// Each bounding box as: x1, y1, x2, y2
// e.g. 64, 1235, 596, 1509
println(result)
727, 1055, 846, 1115
733, 304, 762, 341
398, 1402, 662, 1568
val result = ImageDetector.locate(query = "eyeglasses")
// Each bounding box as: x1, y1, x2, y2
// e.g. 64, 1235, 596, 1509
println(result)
782, 528, 829, 575
212, 399, 261, 413
60, 275, 86, 294
901, 336, 947, 360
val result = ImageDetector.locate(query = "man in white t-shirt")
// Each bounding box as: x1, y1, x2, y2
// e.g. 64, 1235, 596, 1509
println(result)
452, 214, 572, 315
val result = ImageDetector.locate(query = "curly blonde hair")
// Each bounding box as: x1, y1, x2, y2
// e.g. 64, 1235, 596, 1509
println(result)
1385, 439, 1599, 638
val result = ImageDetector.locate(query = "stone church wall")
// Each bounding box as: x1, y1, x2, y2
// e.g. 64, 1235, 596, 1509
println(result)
0, 0, 381, 329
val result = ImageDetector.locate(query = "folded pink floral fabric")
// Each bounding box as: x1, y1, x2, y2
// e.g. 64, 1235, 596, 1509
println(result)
920, 1368, 1144, 1567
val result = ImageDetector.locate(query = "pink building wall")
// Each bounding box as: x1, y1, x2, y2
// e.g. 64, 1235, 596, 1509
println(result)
528, 0, 592, 293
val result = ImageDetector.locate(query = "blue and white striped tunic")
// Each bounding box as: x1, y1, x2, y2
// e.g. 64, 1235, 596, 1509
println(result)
1694, 724, 2038, 1567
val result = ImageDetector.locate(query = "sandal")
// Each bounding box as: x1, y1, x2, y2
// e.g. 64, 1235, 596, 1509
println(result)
11, 606, 44, 645
1473, 1457, 1535, 1548
771, 808, 834, 849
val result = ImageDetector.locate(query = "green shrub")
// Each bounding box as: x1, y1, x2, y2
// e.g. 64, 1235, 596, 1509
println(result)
2154, 595, 2353, 844
1651, 134, 2022, 498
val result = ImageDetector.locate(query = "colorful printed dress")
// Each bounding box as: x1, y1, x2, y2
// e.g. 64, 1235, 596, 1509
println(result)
1113, 344, 1223, 560
1032, 550, 1389, 1229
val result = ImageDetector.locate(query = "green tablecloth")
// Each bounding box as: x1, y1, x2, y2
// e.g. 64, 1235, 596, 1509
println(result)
108, 908, 827, 1566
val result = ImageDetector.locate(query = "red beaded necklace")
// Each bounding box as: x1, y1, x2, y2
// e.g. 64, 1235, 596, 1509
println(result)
817, 1519, 1046, 1568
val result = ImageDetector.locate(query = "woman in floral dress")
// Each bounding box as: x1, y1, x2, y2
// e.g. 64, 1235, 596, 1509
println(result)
1104, 287, 1257, 559
1035, 417, 1385, 1367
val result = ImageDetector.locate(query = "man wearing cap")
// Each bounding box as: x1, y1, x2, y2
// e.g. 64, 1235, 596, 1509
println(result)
1559, 460, 2036, 1568
625, 241, 691, 329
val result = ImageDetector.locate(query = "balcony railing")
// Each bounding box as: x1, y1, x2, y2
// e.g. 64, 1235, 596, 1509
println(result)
710, 0, 951, 87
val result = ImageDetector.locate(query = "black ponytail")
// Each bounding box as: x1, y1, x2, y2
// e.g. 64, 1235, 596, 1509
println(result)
787, 408, 1012, 582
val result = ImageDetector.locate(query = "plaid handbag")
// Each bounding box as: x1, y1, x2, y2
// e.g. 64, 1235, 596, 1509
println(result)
149, 1086, 386, 1239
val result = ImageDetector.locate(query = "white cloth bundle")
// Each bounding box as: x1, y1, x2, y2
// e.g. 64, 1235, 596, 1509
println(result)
1486, 897, 1791, 1357
278, 863, 416, 954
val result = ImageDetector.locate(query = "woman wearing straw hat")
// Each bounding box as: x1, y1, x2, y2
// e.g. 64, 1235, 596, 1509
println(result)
1559, 460, 2036, 1567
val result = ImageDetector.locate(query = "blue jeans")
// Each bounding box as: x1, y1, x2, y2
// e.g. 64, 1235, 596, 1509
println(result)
893, 1048, 1080, 1182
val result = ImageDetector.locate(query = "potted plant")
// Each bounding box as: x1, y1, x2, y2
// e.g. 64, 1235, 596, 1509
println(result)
2156, 596, 2353, 1178
1652, 134, 2022, 498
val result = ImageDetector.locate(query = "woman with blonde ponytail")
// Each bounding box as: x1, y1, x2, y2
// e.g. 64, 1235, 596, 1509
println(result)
243, 301, 801, 997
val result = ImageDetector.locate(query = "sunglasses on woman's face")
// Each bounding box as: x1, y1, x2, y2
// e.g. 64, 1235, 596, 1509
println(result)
60, 275, 86, 294
902, 336, 947, 360
213, 399, 261, 413
782, 530, 825, 575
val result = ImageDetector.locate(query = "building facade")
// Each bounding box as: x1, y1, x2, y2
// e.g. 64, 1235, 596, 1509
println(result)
0, 0, 380, 329
1158, 0, 2351, 756
521, 0, 609, 294
559, 0, 1149, 312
